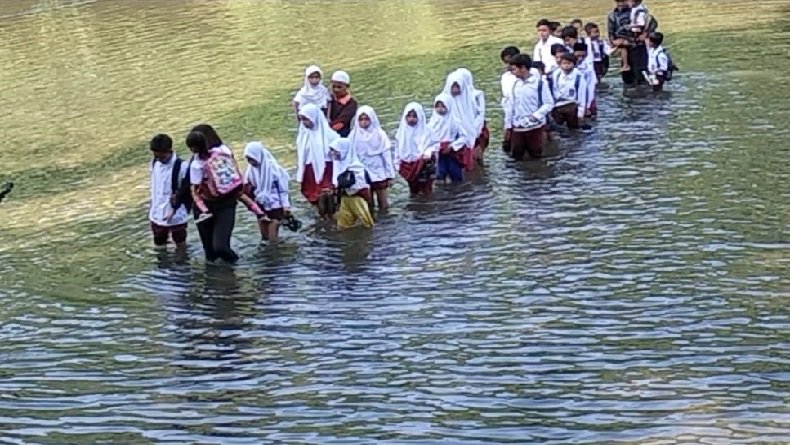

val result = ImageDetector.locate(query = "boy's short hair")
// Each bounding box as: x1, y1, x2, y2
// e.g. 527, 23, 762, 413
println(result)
536, 18, 551, 28
150, 134, 173, 152
573, 42, 588, 52
510, 54, 532, 69
561, 26, 578, 40
500, 45, 521, 61
551, 43, 567, 56
585, 22, 598, 33
648, 32, 664, 46
560, 53, 577, 64
530, 61, 546, 72
571, 18, 583, 25
549, 21, 561, 32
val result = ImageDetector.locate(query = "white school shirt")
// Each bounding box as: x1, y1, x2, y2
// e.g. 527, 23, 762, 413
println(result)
150, 156, 190, 227
500, 70, 517, 127
532, 36, 564, 72
356, 129, 396, 183
589, 38, 613, 62
189, 145, 234, 186
578, 64, 597, 109
648, 45, 670, 75
247, 170, 291, 211
631, 3, 649, 29
507, 74, 555, 129
551, 69, 588, 118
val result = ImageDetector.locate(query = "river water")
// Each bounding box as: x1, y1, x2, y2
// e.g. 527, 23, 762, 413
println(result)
1, 0, 789, 444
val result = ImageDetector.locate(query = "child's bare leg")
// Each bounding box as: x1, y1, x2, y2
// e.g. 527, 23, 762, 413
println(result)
619, 46, 631, 72
258, 219, 269, 241
267, 220, 280, 242
376, 189, 389, 210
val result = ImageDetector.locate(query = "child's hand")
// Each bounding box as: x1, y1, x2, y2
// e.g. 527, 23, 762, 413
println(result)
164, 207, 175, 223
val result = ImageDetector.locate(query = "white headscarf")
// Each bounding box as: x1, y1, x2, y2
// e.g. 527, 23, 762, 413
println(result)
329, 138, 366, 187
428, 93, 470, 150
295, 65, 329, 109
442, 70, 478, 139
243, 141, 289, 205
455, 68, 486, 135
349, 105, 388, 157
296, 103, 339, 183
394, 102, 431, 162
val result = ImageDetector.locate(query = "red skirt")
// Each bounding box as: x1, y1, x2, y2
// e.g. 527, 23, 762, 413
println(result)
301, 162, 334, 204
399, 159, 424, 182
454, 147, 474, 172
369, 180, 389, 191
475, 123, 490, 150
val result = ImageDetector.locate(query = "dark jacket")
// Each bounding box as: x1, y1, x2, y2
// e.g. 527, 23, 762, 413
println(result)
328, 95, 358, 138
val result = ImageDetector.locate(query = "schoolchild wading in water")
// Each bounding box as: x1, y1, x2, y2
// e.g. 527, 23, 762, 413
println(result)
329, 138, 375, 230
243, 141, 292, 242
394, 102, 436, 197
349, 105, 395, 211
149, 134, 189, 251
295, 103, 340, 219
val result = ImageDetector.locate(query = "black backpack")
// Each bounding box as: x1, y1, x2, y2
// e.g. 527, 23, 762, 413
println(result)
337, 169, 356, 190
656, 48, 679, 81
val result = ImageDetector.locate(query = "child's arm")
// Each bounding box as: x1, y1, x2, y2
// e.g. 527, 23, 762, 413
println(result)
238, 193, 267, 219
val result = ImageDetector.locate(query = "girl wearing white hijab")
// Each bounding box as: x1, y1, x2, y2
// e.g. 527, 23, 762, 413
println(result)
349, 105, 395, 210
394, 102, 436, 196
455, 68, 489, 166
442, 70, 478, 172
428, 93, 472, 184
292, 65, 331, 118
296, 103, 339, 212
243, 141, 291, 241
329, 138, 374, 229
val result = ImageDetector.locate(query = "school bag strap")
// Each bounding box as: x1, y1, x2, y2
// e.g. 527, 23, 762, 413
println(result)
574, 74, 582, 102
171, 157, 182, 195
537, 78, 543, 108
546, 74, 555, 101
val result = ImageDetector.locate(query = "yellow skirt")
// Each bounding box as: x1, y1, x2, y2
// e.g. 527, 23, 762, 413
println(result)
337, 195, 374, 229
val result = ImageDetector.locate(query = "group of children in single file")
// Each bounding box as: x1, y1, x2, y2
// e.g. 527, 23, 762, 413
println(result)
148, 0, 676, 264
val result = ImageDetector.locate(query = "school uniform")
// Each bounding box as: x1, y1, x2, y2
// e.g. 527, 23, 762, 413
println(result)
429, 93, 472, 183
550, 69, 588, 129
293, 65, 331, 112
507, 74, 555, 160
501, 70, 517, 151
350, 106, 395, 192
395, 102, 436, 196
589, 38, 613, 79
330, 139, 374, 229
190, 145, 239, 263
443, 70, 480, 171
533, 36, 565, 72
149, 155, 189, 246
577, 64, 598, 117
296, 103, 339, 205
243, 142, 290, 221
648, 45, 670, 91
630, 3, 649, 34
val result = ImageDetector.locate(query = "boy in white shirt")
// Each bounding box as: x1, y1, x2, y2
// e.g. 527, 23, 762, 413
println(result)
585, 22, 613, 81
506, 54, 555, 160
500, 46, 520, 152
148, 134, 190, 250
550, 54, 588, 130
533, 19, 565, 73
647, 32, 671, 91
573, 43, 598, 120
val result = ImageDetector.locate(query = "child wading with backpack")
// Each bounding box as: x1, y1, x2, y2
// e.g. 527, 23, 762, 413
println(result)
646, 32, 677, 91
329, 138, 374, 230
186, 130, 265, 264
243, 141, 293, 243
149, 134, 190, 250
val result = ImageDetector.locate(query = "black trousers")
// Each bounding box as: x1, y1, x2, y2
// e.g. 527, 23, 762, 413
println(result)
195, 198, 238, 264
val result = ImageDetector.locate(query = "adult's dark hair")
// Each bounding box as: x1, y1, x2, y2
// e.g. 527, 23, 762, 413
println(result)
510, 54, 532, 69
649, 32, 664, 46
190, 124, 223, 149
500, 46, 521, 61
551, 43, 567, 56
149, 133, 173, 152
536, 18, 551, 28
561, 26, 578, 40
573, 42, 588, 52
185, 131, 210, 158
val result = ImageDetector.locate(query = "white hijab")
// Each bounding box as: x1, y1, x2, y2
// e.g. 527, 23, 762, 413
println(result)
296, 103, 339, 183
394, 102, 431, 162
243, 141, 289, 204
428, 93, 457, 142
329, 138, 366, 187
349, 105, 387, 157
295, 65, 329, 108
456, 67, 486, 134
442, 70, 478, 138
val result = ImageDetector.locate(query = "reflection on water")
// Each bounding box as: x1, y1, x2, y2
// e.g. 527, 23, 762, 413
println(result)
0, 0, 789, 443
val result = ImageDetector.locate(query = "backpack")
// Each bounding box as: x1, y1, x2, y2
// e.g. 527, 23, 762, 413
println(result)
152, 156, 192, 212
656, 48, 679, 81
203, 150, 243, 198
337, 169, 356, 190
